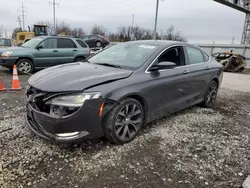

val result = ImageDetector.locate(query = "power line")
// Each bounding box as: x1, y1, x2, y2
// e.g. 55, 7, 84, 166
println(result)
18, 3, 28, 31
49, 0, 60, 35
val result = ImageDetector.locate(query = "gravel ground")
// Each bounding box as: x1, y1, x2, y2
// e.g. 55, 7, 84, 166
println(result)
1, 67, 250, 188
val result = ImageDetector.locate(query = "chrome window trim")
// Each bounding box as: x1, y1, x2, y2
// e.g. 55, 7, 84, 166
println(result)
145, 44, 211, 74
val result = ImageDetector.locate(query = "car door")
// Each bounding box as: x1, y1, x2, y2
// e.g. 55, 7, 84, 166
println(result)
144, 46, 191, 119
56, 38, 77, 64
182, 46, 212, 106
33, 38, 59, 67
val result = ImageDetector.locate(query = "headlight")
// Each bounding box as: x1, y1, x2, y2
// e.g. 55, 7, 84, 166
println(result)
1, 51, 13, 57
45, 92, 101, 118
49, 92, 101, 107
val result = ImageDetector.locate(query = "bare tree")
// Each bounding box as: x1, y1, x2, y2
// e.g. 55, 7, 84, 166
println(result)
55, 22, 72, 35
12, 28, 22, 39
96, 25, 186, 43
115, 26, 153, 41
161, 26, 187, 42
117, 26, 133, 42
71, 28, 85, 37
132, 26, 153, 40
143, 30, 154, 40
91, 25, 107, 36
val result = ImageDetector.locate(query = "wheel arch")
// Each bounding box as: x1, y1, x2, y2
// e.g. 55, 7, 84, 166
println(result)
15, 57, 34, 65
211, 77, 219, 86
115, 93, 148, 123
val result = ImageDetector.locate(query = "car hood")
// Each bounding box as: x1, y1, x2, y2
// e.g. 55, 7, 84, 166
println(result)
28, 63, 133, 92
0, 46, 31, 53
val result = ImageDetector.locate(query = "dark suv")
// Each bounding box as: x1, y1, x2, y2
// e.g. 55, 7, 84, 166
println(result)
0, 36, 90, 74
82, 35, 110, 48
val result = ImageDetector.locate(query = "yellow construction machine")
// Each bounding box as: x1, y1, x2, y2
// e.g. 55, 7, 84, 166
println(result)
16, 24, 48, 45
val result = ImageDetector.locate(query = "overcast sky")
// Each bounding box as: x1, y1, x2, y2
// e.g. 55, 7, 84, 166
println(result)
0, 0, 246, 44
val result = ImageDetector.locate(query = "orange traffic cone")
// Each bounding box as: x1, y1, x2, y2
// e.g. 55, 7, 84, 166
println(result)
11, 65, 21, 90
0, 79, 6, 91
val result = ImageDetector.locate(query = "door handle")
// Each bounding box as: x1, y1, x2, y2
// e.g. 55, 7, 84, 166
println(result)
73, 49, 78, 52
182, 70, 189, 74
53, 50, 58, 52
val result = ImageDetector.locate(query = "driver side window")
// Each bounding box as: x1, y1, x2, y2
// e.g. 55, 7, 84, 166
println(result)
39, 38, 57, 49
158, 47, 185, 67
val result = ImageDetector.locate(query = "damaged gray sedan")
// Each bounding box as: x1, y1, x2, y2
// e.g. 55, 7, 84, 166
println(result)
25, 40, 223, 144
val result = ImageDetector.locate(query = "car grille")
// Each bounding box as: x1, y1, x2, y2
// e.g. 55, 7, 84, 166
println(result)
26, 85, 52, 112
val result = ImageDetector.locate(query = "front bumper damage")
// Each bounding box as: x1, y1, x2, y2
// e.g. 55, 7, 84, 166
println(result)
25, 86, 105, 144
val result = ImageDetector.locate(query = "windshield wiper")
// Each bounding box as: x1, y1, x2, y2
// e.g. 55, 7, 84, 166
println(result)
95, 63, 121, 68
83, 59, 90, 63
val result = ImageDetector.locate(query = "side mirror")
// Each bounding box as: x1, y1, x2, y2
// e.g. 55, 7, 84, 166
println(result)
149, 61, 176, 71
36, 45, 43, 50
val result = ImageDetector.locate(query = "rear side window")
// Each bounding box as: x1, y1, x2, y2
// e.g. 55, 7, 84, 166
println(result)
185, 46, 205, 64
76, 40, 88, 48
58, 38, 76, 48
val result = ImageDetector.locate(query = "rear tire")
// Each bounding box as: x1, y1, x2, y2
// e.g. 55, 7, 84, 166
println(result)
103, 98, 144, 144
95, 41, 102, 47
16, 59, 34, 75
202, 80, 218, 108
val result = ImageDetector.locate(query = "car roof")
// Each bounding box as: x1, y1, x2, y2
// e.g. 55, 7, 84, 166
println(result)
125, 40, 188, 47
36, 36, 82, 40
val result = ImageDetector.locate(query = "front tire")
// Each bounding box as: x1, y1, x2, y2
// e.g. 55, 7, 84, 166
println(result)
103, 98, 144, 144
16, 59, 34, 74
202, 80, 218, 108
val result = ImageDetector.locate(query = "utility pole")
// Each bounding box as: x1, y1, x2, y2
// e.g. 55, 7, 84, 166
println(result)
153, 0, 160, 40
0, 25, 3, 37
17, 16, 22, 30
49, 0, 60, 35
5, 30, 8, 38
18, 3, 27, 31
131, 14, 135, 40
132, 14, 135, 28
231, 36, 235, 44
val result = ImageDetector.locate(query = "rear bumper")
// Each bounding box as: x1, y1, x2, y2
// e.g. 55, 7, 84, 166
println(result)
25, 99, 105, 144
0, 57, 18, 68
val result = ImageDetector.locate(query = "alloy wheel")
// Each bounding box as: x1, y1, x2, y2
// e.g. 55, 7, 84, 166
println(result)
18, 61, 32, 74
96, 41, 102, 47
114, 103, 142, 142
